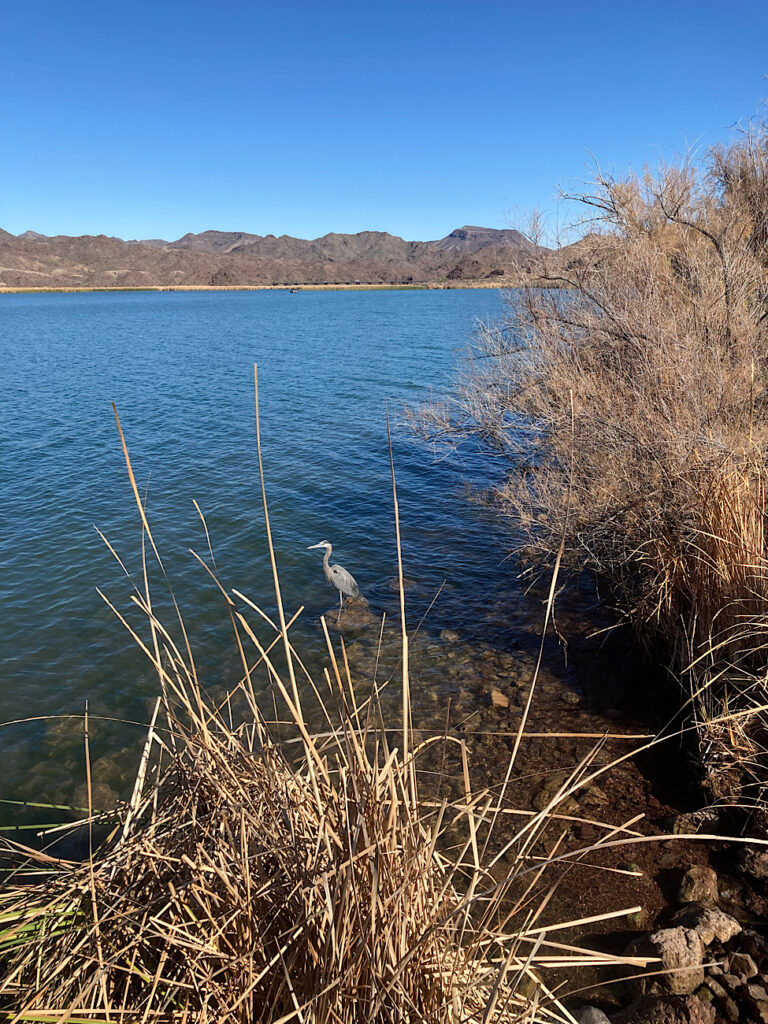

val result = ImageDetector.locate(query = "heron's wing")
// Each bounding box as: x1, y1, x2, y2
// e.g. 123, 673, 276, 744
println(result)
330, 564, 361, 598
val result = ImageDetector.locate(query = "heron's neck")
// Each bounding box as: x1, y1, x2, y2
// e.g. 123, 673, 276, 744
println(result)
322, 546, 332, 567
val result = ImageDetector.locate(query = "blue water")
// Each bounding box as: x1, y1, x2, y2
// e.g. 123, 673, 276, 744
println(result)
1, 287, 530, 806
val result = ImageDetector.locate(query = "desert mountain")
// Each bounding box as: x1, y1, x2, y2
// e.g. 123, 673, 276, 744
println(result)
0, 225, 540, 289
428, 225, 535, 253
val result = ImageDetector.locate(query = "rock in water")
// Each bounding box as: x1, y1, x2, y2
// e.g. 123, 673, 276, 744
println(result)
324, 597, 380, 632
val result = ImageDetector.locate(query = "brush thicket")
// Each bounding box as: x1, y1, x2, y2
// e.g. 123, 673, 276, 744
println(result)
417, 123, 768, 812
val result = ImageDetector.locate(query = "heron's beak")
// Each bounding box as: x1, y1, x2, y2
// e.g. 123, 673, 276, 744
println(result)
307, 543, 323, 550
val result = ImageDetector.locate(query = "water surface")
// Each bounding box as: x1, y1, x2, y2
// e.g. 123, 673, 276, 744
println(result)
1, 287, 529, 805
3, 289, 707, 992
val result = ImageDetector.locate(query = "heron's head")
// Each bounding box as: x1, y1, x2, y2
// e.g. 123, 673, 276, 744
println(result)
307, 540, 331, 552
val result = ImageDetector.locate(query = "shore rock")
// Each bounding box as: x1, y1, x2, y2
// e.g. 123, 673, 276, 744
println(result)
580, 782, 610, 808
743, 982, 768, 1022
627, 928, 705, 996
704, 975, 740, 1019
577, 1008, 613, 1024
718, 972, 743, 995
670, 809, 720, 835
726, 951, 758, 979
669, 903, 741, 946
740, 929, 768, 964
677, 866, 718, 905
707, 970, 768, 1019
613, 994, 714, 1024
738, 846, 768, 884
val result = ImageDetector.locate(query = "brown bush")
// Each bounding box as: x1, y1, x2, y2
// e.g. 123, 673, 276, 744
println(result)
422, 123, 768, 809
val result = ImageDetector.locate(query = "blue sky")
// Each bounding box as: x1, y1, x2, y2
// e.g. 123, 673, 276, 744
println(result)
1, 0, 767, 241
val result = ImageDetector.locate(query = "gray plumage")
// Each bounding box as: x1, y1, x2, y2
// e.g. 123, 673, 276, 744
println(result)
307, 540, 361, 606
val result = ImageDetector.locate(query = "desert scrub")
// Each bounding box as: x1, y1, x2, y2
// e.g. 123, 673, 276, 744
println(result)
419, 122, 768, 814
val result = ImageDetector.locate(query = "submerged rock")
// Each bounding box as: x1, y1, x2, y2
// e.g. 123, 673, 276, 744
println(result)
323, 598, 380, 631
490, 687, 510, 709
387, 575, 419, 592
531, 774, 578, 814
73, 779, 119, 813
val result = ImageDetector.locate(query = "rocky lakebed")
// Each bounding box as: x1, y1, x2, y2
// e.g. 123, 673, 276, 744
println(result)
326, 579, 768, 1024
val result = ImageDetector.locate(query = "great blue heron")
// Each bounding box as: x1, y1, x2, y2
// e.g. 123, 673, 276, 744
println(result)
307, 540, 361, 608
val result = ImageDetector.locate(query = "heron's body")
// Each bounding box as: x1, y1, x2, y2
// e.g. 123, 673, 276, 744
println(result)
308, 540, 361, 606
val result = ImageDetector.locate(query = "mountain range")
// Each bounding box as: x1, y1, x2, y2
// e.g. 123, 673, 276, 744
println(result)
0, 225, 541, 288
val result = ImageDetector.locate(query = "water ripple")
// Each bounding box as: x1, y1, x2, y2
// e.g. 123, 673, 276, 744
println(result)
0, 288, 513, 801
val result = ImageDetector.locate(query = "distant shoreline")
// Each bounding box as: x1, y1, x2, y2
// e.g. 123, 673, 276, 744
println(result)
0, 280, 522, 295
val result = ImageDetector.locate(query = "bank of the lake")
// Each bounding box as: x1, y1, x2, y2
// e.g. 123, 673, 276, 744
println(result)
0, 279, 523, 294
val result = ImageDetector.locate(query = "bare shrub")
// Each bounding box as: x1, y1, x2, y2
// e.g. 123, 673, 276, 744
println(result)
421, 123, 768, 809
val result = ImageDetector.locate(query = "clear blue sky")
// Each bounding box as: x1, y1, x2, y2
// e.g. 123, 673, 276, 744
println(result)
1, 0, 767, 241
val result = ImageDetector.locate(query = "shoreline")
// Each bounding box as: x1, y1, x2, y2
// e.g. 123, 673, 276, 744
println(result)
0, 279, 523, 295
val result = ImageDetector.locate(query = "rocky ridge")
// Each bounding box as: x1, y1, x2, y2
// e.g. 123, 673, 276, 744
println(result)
0, 224, 542, 289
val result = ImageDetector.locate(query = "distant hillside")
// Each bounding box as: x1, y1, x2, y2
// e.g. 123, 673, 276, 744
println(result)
0, 225, 546, 289
429, 225, 535, 254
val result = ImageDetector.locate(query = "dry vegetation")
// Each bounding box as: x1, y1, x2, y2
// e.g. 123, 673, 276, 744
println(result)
4, 121, 768, 1019
421, 122, 768, 818
0, 390, 660, 1022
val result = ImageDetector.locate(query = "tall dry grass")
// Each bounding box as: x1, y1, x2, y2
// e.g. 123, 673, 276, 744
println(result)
0, 377, 661, 1022
419, 122, 768, 813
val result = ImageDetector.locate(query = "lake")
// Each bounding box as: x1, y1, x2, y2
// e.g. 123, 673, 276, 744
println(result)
1, 287, 537, 810
1, 287, 707, 1006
